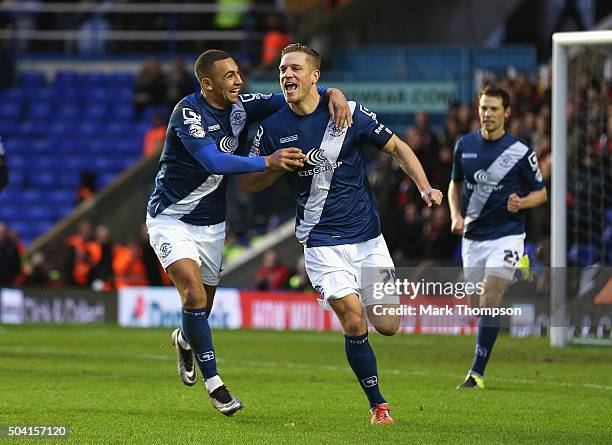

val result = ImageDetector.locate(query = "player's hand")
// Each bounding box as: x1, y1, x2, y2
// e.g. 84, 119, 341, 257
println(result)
265, 148, 305, 172
420, 187, 443, 207
451, 216, 464, 235
327, 88, 353, 130
507, 193, 522, 213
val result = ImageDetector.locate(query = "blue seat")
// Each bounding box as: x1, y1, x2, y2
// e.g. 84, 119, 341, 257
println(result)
31, 139, 55, 154
89, 87, 112, 103
81, 72, 109, 86
78, 122, 105, 137
20, 71, 47, 87
7, 155, 27, 170
56, 104, 81, 120
0, 119, 20, 137
21, 120, 47, 137
107, 122, 132, 137
111, 87, 134, 104
29, 172, 61, 188
116, 139, 141, 155
0, 88, 25, 104
28, 102, 55, 120
0, 205, 21, 222
113, 104, 135, 121
27, 88, 59, 102
55, 71, 80, 86
109, 72, 134, 87
47, 121, 73, 137
83, 105, 112, 122
0, 102, 22, 120
47, 191, 74, 205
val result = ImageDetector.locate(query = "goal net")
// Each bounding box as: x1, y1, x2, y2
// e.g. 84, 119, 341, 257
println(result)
552, 31, 612, 347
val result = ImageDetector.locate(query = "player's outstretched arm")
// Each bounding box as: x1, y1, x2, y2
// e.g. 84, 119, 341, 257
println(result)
382, 134, 443, 207
240, 148, 305, 193
507, 188, 547, 213
448, 180, 464, 234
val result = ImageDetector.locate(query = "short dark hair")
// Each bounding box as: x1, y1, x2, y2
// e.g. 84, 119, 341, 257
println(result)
280, 43, 321, 70
477, 85, 510, 109
194, 49, 232, 81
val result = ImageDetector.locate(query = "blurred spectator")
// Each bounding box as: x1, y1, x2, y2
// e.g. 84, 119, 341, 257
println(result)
22, 251, 60, 287
392, 203, 423, 263
77, 12, 110, 54
421, 207, 456, 261
89, 225, 115, 289
142, 113, 168, 157
166, 58, 195, 106
0, 222, 21, 287
289, 256, 312, 292
413, 111, 439, 154
76, 172, 97, 204
261, 14, 292, 64
64, 220, 94, 286
214, 0, 248, 30
253, 249, 289, 290
0, 12, 15, 87
113, 241, 148, 288
0, 135, 7, 191
223, 232, 246, 263
134, 58, 168, 113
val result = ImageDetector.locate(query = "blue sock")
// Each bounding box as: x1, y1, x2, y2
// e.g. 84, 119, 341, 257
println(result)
344, 333, 386, 408
470, 315, 500, 377
181, 307, 219, 380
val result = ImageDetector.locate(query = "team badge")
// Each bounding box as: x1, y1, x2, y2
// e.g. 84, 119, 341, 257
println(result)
499, 154, 513, 168
327, 121, 345, 137
160, 243, 172, 258
188, 124, 205, 138
231, 110, 246, 126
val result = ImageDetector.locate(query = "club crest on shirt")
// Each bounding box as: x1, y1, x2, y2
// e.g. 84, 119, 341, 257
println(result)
188, 124, 205, 138
327, 120, 346, 137
499, 154, 514, 168
231, 109, 246, 126
160, 243, 172, 258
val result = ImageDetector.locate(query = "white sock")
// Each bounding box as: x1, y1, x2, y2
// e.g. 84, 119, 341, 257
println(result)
205, 375, 223, 394
177, 331, 190, 350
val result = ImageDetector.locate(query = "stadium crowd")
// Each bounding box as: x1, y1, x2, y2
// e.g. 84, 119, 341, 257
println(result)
3, 62, 610, 290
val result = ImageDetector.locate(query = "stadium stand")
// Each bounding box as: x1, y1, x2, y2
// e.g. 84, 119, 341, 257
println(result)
0, 69, 146, 245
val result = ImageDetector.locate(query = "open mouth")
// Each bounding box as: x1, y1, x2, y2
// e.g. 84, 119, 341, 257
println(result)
284, 82, 297, 93
229, 88, 240, 97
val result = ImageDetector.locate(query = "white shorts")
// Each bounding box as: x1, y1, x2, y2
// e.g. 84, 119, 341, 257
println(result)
462, 233, 525, 284
304, 234, 399, 308
146, 214, 225, 286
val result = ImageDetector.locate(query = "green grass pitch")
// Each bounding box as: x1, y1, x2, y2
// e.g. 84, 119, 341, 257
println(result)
1, 325, 611, 444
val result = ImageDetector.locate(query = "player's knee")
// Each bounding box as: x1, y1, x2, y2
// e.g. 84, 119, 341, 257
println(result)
481, 291, 503, 308
180, 283, 206, 308
374, 318, 399, 336
342, 315, 366, 336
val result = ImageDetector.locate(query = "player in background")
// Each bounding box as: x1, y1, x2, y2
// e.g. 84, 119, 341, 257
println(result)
146, 49, 351, 416
448, 86, 547, 389
240, 44, 443, 424
0, 135, 7, 191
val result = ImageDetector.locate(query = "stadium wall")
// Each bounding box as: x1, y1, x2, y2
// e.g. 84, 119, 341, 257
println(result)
1, 287, 609, 340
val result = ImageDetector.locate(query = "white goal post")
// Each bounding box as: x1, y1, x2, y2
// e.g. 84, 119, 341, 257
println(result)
551, 30, 612, 347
